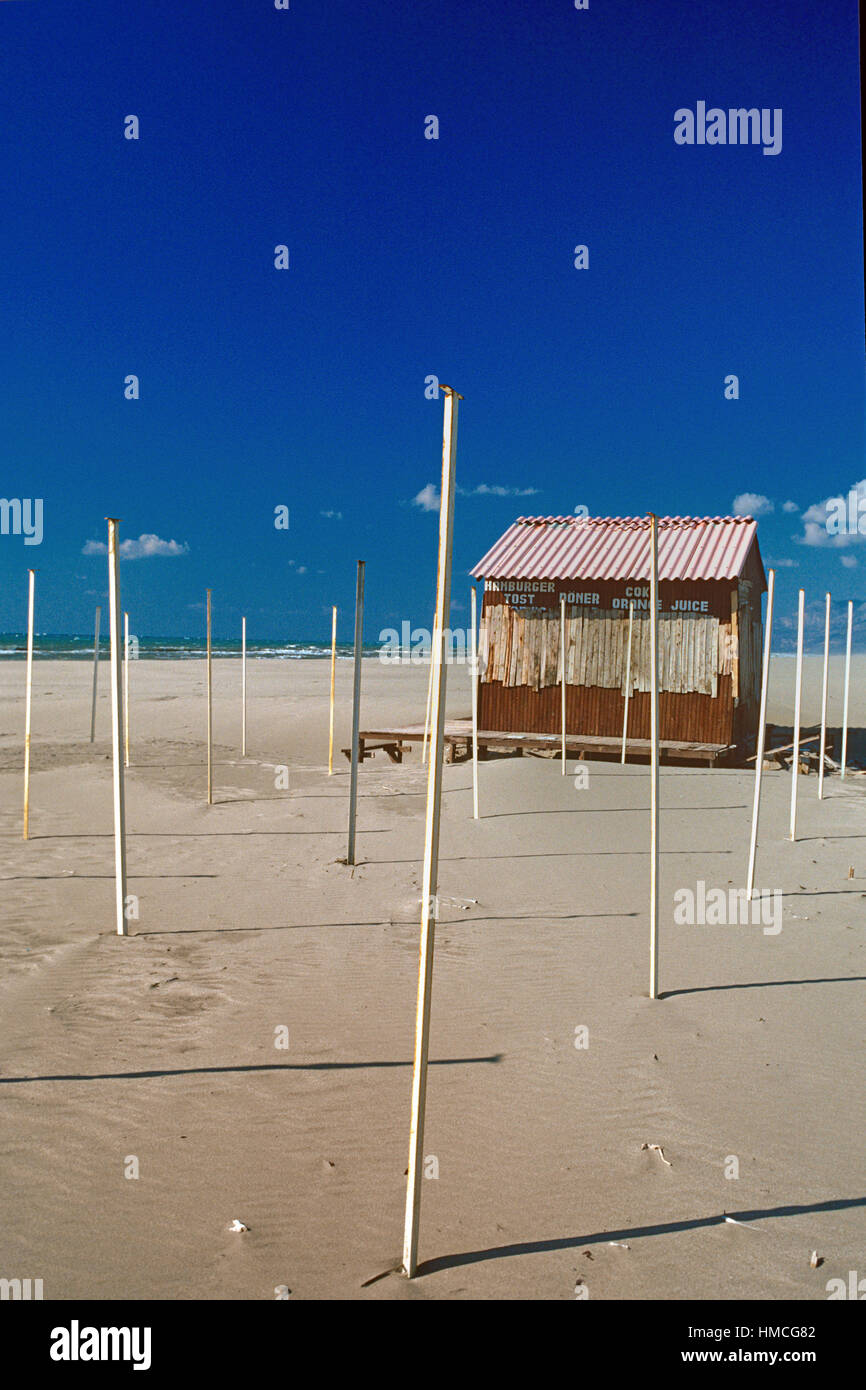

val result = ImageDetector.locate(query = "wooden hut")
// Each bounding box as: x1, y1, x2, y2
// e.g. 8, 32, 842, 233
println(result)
470, 515, 767, 763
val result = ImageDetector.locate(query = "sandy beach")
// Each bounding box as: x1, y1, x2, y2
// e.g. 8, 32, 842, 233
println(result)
0, 653, 863, 1300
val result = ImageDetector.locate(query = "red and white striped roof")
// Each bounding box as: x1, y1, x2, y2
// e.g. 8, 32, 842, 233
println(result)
470, 515, 763, 583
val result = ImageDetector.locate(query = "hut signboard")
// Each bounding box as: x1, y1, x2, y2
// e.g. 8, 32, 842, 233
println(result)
487, 579, 719, 614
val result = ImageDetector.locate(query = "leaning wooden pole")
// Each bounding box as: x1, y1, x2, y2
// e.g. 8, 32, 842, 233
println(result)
422, 613, 436, 766
818, 592, 831, 800
346, 562, 365, 865
841, 600, 853, 779
648, 514, 660, 1000
789, 588, 805, 841
328, 605, 337, 776
123, 611, 130, 768
22, 569, 35, 840
89, 606, 101, 742
560, 594, 567, 774
746, 568, 775, 899
621, 598, 634, 763
403, 384, 461, 1279
107, 520, 128, 936
206, 590, 213, 806
470, 585, 479, 818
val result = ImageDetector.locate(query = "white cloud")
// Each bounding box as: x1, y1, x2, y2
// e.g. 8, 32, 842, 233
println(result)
732, 492, 773, 517
782, 500, 799, 513
459, 483, 540, 498
413, 483, 441, 512
83, 533, 189, 559
123, 534, 189, 559
768, 557, 797, 568
841, 554, 858, 569
412, 480, 539, 511
320, 510, 342, 520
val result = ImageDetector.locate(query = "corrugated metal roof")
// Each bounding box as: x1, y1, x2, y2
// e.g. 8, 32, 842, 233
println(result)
470, 515, 763, 583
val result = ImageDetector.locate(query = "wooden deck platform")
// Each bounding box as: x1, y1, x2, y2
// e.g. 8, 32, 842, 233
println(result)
344, 721, 736, 767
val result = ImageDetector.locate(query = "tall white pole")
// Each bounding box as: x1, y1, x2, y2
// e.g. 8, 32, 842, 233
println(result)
328, 605, 337, 776
621, 599, 634, 763
22, 569, 35, 840
403, 385, 461, 1279
560, 594, 567, 773
123, 611, 130, 768
789, 588, 805, 841
241, 616, 247, 757
841, 600, 853, 779
818, 592, 831, 800
107, 521, 128, 936
422, 614, 436, 765
207, 590, 213, 806
346, 561, 365, 865
746, 569, 775, 899
470, 584, 479, 818
89, 607, 101, 742
648, 515, 660, 1000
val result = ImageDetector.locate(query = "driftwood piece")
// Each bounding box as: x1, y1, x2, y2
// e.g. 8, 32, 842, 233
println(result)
748, 733, 820, 762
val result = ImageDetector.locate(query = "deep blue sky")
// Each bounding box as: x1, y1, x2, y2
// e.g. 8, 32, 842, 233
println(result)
0, 0, 863, 649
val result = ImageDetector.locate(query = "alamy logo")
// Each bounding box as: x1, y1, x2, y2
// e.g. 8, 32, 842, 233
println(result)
674, 103, 782, 155
826, 1270, 866, 1299
825, 489, 866, 537
378, 623, 476, 665
0, 498, 43, 545
0, 1276, 43, 1299
673, 880, 782, 936
50, 1320, 152, 1371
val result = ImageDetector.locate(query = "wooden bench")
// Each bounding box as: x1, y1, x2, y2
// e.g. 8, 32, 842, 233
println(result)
342, 737, 407, 764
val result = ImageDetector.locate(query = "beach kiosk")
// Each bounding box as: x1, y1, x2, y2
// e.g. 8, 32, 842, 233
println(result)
470, 514, 766, 764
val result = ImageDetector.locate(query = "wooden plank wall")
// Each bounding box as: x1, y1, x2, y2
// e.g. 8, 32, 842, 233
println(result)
477, 580, 763, 747
479, 604, 726, 697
